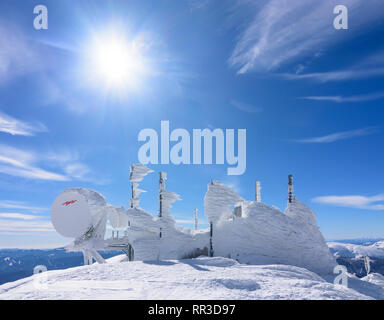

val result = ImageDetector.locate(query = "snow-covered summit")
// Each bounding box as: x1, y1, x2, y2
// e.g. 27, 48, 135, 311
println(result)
0, 256, 380, 300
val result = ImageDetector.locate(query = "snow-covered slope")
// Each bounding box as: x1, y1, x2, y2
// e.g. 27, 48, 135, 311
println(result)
1, 256, 382, 300
328, 241, 384, 259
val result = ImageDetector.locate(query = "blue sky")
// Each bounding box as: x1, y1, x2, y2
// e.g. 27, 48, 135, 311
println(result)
1, 0, 384, 248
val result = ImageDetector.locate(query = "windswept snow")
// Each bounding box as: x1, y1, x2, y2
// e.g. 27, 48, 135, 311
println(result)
0, 256, 378, 300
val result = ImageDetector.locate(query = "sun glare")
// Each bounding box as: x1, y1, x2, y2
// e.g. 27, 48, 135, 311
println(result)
90, 35, 146, 88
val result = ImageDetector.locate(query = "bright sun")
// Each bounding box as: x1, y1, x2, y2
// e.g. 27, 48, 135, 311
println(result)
90, 35, 145, 88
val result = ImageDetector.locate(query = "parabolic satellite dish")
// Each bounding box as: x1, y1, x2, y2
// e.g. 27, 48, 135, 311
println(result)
51, 190, 93, 238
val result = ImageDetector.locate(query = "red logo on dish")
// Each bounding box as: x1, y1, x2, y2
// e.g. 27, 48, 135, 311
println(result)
62, 200, 77, 206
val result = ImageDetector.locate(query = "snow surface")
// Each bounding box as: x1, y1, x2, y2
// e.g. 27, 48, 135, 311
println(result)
328, 241, 384, 259
0, 256, 380, 300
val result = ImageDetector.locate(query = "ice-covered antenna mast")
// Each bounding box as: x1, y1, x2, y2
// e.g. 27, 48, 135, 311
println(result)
158, 172, 166, 217
157, 171, 180, 239
288, 174, 294, 203
255, 181, 261, 203
129, 164, 153, 208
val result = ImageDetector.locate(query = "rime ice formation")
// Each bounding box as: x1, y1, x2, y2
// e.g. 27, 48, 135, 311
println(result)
205, 181, 336, 274
130, 164, 153, 208
130, 164, 154, 182
204, 181, 244, 223
60, 188, 108, 243
54, 188, 109, 264
50, 165, 336, 274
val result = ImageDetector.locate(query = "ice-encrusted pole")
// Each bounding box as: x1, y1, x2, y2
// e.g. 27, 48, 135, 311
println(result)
209, 222, 214, 257
209, 181, 214, 257
129, 164, 153, 208
288, 174, 294, 203
159, 172, 166, 218
204, 180, 244, 258
157, 172, 180, 238
255, 181, 261, 203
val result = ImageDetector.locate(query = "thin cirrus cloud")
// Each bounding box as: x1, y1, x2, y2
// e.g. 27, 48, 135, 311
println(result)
282, 50, 384, 82
0, 24, 40, 83
301, 92, 384, 103
294, 127, 379, 143
282, 67, 384, 83
0, 219, 53, 233
0, 213, 41, 220
229, 0, 384, 74
312, 194, 384, 211
0, 145, 69, 181
0, 200, 47, 212
43, 150, 110, 185
230, 100, 262, 114
0, 144, 99, 182
0, 111, 47, 136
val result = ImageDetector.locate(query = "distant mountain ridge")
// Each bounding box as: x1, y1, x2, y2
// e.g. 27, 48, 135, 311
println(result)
327, 238, 384, 245
0, 248, 120, 285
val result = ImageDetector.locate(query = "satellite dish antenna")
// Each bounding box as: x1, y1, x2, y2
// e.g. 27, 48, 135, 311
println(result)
51, 191, 92, 238
51, 188, 109, 265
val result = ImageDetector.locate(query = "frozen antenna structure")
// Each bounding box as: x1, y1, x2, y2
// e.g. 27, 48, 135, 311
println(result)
158, 171, 180, 219
158, 172, 166, 217
288, 174, 294, 203
51, 189, 109, 265
157, 171, 181, 238
50, 164, 336, 274
255, 181, 261, 203
130, 164, 153, 208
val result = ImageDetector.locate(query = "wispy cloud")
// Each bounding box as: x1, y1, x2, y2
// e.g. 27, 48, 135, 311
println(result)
0, 145, 69, 181
0, 111, 47, 136
301, 92, 384, 103
188, 0, 211, 11
0, 213, 41, 220
0, 201, 53, 234
313, 194, 384, 210
230, 100, 262, 114
0, 24, 40, 83
294, 127, 379, 143
282, 67, 384, 82
229, 0, 384, 74
43, 150, 109, 184
0, 200, 47, 212
0, 219, 53, 232
0, 144, 108, 183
